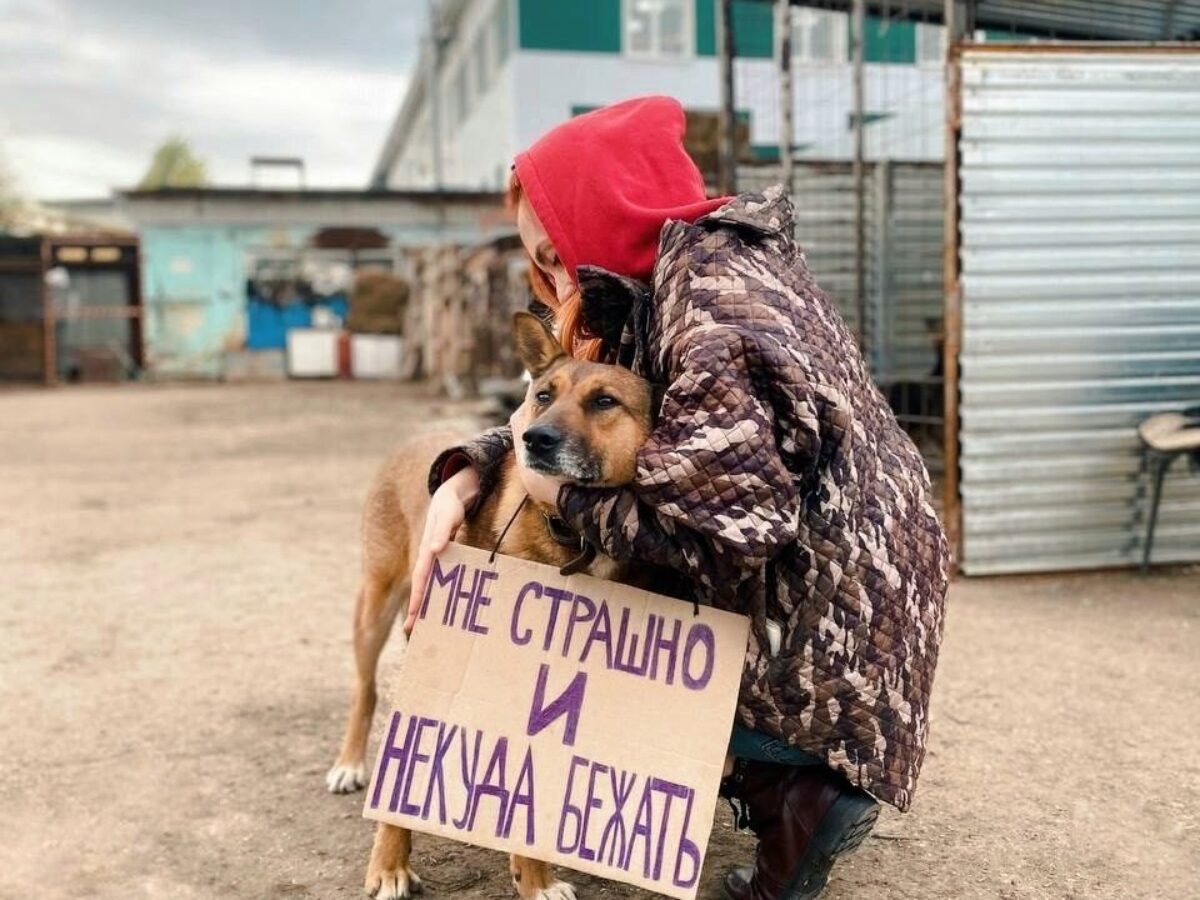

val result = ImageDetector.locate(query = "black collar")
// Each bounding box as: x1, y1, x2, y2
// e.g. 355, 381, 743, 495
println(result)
544, 513, 584, 550
544, 513, 597, 577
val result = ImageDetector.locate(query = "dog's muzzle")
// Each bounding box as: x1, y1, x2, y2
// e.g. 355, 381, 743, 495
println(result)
523, 423, 563, 462
522, 424, 597, 482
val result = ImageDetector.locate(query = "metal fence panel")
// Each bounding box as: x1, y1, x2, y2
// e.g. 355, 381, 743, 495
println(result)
880, 162, 944, 382
957, 48, 1200, 574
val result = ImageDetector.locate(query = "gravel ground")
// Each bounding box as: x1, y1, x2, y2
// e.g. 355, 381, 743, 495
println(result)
1, 382, 1196, 900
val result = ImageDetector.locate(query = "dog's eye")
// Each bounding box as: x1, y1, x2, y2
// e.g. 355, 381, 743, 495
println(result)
594, 395, 618, 410
535, 390, 552, 404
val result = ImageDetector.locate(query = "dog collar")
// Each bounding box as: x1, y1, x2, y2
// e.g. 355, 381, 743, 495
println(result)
544, 513, 583, 550
543, 513, 597, 577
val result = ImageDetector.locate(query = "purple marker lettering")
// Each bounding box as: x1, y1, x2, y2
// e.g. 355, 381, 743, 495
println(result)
580, 601, 614, 667
681, 624, 715, 690
423, 559, 461, 623
439, 563, 465, 626
615, 611, 653, 677
399, 717, 437, 816
597, 766, 636, 867
467, 569, 497, 634
612, 608, 641, 676
466, 737, 510, 836
511, 581, 542, 645
542, 586, 573, 652
649, 616, 682, 684
369, 711, 417, 813
501, 747, 537, 845
649, 778, 690, 880
421, 722, 459, 824
562, 593, 596, 658
672, 784, 701, 888
556, 755, 589, 853
452, 728, 483, 829
450, 567, 482, 629
526, 664, 587, 746
622, 781, 655, 877
577, 761, 607, 861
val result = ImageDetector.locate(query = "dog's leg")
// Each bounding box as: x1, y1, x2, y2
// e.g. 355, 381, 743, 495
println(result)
327, 572, 405, 793
509, 855, 576, 900
365, 823, 422, 899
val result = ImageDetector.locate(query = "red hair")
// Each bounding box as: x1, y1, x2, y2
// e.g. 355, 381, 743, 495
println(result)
507, 174, 604, 362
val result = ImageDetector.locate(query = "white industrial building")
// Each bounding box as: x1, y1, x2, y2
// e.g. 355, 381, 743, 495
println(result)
371, 0, 952, 190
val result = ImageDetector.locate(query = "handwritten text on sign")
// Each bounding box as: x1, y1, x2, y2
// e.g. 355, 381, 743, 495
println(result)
363, 543, 749, 900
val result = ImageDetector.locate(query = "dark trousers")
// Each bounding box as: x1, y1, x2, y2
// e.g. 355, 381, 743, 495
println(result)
729, 725, 823, 766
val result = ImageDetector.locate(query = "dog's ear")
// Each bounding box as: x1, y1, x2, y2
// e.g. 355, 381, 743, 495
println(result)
513, 311, 565, 377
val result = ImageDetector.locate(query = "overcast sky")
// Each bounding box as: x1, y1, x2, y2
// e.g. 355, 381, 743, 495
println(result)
0, 0, 426, 199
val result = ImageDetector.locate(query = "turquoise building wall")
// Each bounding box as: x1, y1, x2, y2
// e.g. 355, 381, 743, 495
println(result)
136, 218, 491, 378
517, 0, 921, 63
140, 227, 247, 378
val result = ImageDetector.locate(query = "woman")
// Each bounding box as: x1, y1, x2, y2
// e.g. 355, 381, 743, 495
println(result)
406, 96, 949, 900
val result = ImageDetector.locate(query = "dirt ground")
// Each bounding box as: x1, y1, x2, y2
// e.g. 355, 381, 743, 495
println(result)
2, 382, 1197, 900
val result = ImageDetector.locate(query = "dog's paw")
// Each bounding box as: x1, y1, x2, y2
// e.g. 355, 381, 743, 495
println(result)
534, 881, 576, 900
365, 866, 422, 899
326, 761, 367, 794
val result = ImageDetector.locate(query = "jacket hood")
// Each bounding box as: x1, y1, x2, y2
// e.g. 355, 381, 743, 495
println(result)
513, 95, 728, 282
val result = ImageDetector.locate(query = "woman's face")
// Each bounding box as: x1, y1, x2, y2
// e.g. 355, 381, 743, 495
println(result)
516, 196, 574, 305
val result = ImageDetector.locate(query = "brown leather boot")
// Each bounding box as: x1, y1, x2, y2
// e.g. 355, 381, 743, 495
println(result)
720, 761, 879, 900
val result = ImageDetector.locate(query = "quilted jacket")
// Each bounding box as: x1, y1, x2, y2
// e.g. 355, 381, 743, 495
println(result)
433, 186, 950, 811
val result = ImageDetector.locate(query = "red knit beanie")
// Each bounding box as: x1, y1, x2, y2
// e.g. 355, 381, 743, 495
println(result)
513, 95, 728, 283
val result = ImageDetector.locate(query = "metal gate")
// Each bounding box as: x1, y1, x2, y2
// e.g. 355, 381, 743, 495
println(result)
952, 46, 1200, 574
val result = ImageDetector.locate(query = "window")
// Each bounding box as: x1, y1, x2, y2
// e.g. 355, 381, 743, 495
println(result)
792, 8, 846, 64
916, 22, 946, 66
624, 0, 691, 59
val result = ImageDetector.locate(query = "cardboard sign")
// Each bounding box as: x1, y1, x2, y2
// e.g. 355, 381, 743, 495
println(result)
363, 543, 750, 900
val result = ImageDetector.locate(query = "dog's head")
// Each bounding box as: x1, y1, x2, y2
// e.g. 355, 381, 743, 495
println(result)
513, 312, 653, 486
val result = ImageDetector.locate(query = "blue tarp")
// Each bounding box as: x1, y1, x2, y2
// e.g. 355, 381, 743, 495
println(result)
245, 294, 349, 349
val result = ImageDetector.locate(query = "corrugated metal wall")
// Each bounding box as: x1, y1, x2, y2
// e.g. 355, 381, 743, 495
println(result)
957, 48, 1200, 574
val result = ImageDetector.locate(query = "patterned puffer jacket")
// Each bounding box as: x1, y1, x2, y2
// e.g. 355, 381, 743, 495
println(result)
433, 186, 950, 811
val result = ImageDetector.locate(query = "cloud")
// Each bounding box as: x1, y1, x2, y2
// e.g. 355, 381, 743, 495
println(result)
5, 135, 146, 200
0, 0, 424, 199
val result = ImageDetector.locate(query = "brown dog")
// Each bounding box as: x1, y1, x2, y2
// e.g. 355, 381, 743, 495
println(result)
328, 312, 656, 900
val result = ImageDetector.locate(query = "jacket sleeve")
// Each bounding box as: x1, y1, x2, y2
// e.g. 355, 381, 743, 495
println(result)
427, 425, 513, 513
558, 325, 811, 593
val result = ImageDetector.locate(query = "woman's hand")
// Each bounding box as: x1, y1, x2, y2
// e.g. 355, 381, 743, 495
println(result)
509, 403, 567, 508
403, 466, 480, 637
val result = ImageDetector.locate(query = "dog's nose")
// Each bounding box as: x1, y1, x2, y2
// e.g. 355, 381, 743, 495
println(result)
523, 424, 563, 455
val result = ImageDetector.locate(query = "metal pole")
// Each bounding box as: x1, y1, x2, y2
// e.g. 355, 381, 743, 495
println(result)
775, 0, 794, 196
874, 158, 891, 378
942, 0, 967, 565
716, 0, 737, 196
40, 238, 56, 386
428, 0, 445, 191
851, 0, 866, 350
